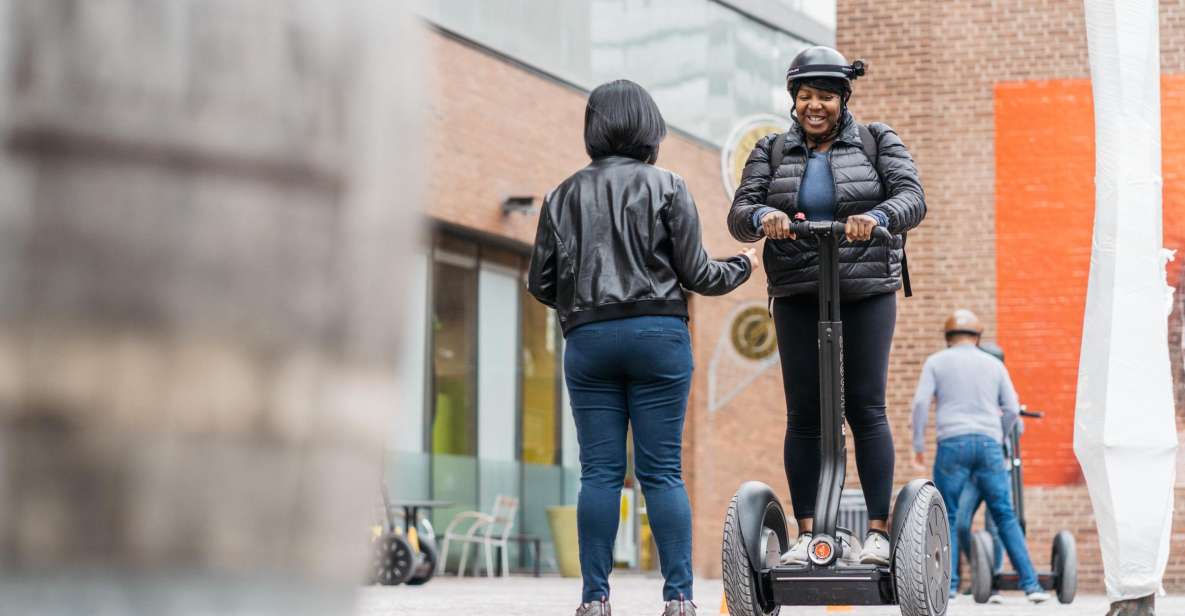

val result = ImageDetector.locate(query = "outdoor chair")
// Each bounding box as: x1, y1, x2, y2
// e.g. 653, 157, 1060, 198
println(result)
437, 495, 519, 578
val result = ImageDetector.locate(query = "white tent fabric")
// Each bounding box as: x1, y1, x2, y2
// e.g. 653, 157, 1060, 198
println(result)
1075, 0, 1179, 601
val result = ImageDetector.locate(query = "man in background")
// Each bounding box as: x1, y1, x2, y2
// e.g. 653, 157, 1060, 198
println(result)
911, 309, 1049, 603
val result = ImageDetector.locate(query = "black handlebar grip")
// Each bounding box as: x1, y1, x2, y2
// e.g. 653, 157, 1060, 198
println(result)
1019, 410, 1045, 419
787, 220, 894, 243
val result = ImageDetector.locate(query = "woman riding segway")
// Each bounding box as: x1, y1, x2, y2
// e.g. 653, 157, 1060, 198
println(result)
721, 47, 945, 616
727, 45, 925, 564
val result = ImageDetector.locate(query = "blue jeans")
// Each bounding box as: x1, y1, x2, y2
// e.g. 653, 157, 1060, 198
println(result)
934, 434, 1041, 594
956, 476, 1006, 575
565, 316, 694, 603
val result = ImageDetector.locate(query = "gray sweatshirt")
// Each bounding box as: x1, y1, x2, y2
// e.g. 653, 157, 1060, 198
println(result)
911, 343, 1020, 453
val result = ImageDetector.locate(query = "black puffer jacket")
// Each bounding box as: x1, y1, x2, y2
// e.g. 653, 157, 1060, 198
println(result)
727, 113, 925, 299
529, 156, 751, 334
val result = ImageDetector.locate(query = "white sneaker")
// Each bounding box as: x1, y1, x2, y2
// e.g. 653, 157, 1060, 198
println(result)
780, 532, 812, 565
988, 593, 1005, 604
1027, 590, 1051, 604
858, 531, 891, 566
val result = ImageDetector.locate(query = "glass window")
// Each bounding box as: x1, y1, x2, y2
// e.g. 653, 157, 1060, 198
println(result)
431, 234, 478, 456
419, 0, 818, 146
478, 249, 521, 462
520, 285, 559, 465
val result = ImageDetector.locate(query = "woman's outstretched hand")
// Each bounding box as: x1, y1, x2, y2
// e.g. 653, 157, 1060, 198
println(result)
739, 247, 760, 270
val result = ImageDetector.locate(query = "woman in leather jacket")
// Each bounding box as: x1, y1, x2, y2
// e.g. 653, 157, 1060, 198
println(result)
528, 79, 755, 616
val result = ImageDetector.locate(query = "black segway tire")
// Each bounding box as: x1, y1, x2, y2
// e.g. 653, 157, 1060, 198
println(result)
1052, 530, 1078, 604
374, 533, 416, 586
722, 495, 779, 616
969, 530, 994, 604
892, 482, 951, 616
406, 539, 437, 585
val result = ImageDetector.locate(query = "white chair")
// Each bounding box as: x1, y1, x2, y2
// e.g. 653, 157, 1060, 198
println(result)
437, 495, 519, 578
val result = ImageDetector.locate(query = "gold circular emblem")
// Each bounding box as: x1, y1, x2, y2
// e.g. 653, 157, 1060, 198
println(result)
721, 114, 791, 200
730, 305, 777, 361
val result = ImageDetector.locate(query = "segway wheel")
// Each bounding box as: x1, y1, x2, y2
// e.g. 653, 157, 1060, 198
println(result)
1052, 530, 1077, 604
722, 495, 780, 616
373, 533, 415, 586
969, 530, 994, 604
406, 538, 437, 586
892, 483, 951, 616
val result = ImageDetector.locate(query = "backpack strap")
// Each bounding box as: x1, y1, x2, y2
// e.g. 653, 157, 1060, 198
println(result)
768, 132, 788, 182
858, 123, 879, 175
859, 123, 912, 298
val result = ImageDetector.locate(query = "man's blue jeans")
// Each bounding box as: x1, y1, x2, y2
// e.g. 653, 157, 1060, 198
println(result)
956, 476, 1006, 574
934, 434, 1041, 594
565, 316, 694, 603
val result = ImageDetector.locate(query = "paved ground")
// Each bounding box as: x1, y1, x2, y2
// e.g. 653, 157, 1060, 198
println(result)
356, 574, 1185, 615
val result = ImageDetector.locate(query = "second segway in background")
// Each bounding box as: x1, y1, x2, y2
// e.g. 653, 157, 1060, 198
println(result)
721, 221, 950, 616
967, 407, 1078, 604
370, 486, 446, 586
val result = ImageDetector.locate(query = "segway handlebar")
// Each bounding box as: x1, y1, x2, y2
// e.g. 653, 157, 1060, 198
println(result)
787, 220, 893, 242
1019, 408, 1044, 419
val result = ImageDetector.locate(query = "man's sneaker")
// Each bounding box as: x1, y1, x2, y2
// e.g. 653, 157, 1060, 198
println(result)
575, 597, 611, 616
858, 530, 891, 565
780, 532, 812, 564
988, 593, 1005, 604
661, 594, 696, 616
1027, 590, 1051, 604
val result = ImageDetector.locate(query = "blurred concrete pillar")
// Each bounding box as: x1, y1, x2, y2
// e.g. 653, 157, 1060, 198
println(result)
0, 1, 423, 613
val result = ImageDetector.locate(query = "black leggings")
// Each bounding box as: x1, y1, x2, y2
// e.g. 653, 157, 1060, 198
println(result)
774, 292, 896, 521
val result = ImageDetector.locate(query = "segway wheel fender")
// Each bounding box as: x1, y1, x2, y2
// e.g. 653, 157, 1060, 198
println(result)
891, 481, 951, 616
969, 530, 994, 604
406, 538, 437, 585
1052, 530, 1077, 604
722, 490, 782, 616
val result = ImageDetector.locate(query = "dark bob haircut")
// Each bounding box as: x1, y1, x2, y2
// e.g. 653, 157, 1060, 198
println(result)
584, 79, 667, 164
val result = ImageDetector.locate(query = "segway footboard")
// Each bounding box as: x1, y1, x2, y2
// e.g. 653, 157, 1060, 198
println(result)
992, 572, 1058, 591
766, 563, 895, 605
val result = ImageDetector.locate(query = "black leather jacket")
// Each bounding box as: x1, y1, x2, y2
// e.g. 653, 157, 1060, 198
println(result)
528, 156, 751, 334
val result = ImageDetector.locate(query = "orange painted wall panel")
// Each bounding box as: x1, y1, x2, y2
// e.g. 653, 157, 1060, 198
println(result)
995, 75, 1185, 486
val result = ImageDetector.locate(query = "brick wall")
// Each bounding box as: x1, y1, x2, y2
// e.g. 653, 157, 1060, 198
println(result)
839, 0, 1185, 592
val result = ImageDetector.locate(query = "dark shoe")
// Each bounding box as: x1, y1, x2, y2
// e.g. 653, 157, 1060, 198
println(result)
1107, 594, 1156, 616
575, 597, 611, 616
661, 594, 696, 616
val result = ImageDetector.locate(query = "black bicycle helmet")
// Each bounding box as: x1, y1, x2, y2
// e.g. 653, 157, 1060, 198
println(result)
785, 46, 865, 85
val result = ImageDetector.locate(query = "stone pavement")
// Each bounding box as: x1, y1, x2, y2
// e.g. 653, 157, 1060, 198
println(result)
356, 574, 1185, 615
